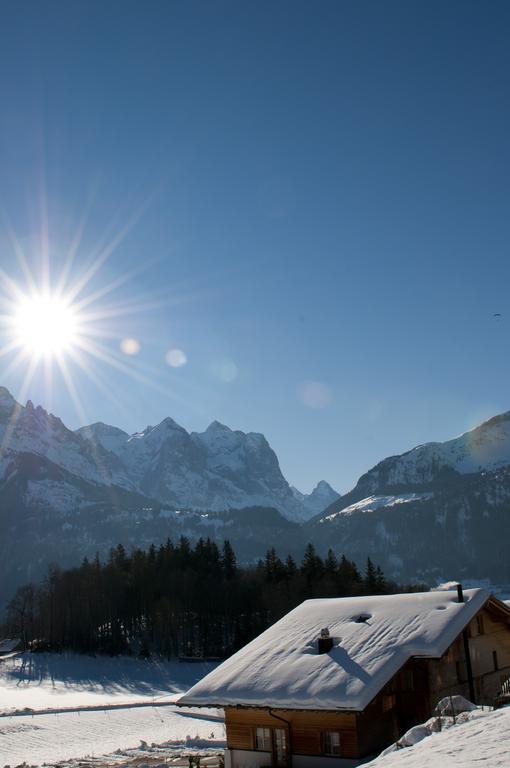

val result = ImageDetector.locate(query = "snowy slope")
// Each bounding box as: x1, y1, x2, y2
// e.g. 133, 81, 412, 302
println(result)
351, 411, 510, 493
321, 492, 433, 520
366, 705, 510, 768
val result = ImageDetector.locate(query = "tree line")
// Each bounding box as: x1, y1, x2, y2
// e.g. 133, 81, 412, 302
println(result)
3, 538, 424, 657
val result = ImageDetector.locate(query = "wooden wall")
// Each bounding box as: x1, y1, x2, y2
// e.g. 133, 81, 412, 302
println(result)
429, 603, 510, 706
225, 707, 359, 759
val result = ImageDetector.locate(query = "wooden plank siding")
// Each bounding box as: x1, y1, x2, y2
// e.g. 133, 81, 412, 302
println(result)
429, 603, 510, 706
225, 708, 359, 758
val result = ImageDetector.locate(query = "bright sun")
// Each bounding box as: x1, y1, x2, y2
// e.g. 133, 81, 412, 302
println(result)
0, 203, 168, 416
13, 294, 78, 359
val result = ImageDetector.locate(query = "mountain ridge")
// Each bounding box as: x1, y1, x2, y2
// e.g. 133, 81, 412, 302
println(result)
0, 386, 336, 521
2, 385, 510, 608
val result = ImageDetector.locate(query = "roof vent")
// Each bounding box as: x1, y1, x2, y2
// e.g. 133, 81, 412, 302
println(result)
457, 584, 464, 603
318, 627, 333, 654
354, 613, 372, 624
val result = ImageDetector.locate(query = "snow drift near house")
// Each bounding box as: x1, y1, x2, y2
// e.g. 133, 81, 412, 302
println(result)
365, 704, 510, 767
178, 588, 490, 711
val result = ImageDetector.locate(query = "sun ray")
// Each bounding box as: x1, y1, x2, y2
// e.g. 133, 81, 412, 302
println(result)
72, 256, 160, 314
0, 210, 38, 295
55, 183, 99, 295
1, 348, 31, 382
0, 339, 23, 360
65, 200, 150, 305
0, 354, 38, 452
36, 161, 51, 294
55, 353, 121, 491
67, 346, 134, 416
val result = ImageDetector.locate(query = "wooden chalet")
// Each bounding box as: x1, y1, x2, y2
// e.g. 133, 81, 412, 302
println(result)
178, 586, 510, 767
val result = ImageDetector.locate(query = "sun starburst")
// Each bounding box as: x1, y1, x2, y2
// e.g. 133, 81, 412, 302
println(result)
0, 204, 181, 433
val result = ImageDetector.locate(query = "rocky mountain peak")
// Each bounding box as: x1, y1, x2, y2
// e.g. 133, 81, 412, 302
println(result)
0, 386, 18, 415
291, 479, 340, 516
205, 420, 231, 433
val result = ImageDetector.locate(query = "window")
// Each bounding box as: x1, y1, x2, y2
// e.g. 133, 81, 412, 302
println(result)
273, 728, 287, 767
322, 731, 341, 756
493, 650, 499, 671
255, 727, 272, 751
477, 615, 485, 635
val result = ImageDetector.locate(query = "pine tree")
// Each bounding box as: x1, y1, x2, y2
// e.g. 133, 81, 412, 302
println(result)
285, 554, 297, 578
301, 543, 323, 583
364, 557, 378, 593
324, 549, 338, 575
375, 565, 387, 594
264, 548, 285, 582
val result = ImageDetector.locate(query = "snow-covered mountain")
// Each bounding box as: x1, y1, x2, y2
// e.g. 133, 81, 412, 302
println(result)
307, 411, 510, 585
291, 480, 340, 515
76, 416, 326, 520
0, 386, 334, 522
320, 411, 510, 520
0, 387, 133, 492
351, 411, 510, 493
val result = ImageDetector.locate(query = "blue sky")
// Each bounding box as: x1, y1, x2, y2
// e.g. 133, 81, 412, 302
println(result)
1, 0, 509, 492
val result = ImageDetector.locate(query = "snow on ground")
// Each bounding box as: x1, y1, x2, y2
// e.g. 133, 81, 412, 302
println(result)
0, 704, 225, 766
366, 705, 510, 768
0, 653, 224, 767
0, 652, 218, 715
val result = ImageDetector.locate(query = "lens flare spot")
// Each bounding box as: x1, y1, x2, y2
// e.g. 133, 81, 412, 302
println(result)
297, 380, 332, 409
212, 359, 238, 383
165, 348, 187, 368
120, 337, 141, 356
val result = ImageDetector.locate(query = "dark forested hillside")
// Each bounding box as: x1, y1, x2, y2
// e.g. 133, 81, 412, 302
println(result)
3, 538, 422, 658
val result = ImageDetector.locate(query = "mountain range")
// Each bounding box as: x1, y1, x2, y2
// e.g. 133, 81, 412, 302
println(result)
1, 384, 510, 608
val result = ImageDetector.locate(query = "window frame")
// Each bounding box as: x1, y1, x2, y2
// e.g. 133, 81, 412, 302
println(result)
322, 730, 341, 756
254, 726, 272, 752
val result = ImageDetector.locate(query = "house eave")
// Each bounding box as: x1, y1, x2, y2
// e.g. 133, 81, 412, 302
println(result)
177, 701, 364, 714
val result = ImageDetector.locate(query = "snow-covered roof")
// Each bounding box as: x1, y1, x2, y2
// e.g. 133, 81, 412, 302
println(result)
0, 638, 21, 654
178, 589, 494, 712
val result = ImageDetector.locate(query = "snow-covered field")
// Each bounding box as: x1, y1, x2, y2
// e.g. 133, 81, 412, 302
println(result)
0, 652, 218, 715
0, 653, 225, 767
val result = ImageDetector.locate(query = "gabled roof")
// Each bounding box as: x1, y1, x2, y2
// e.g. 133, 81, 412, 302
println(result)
178, 588, 500, 712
